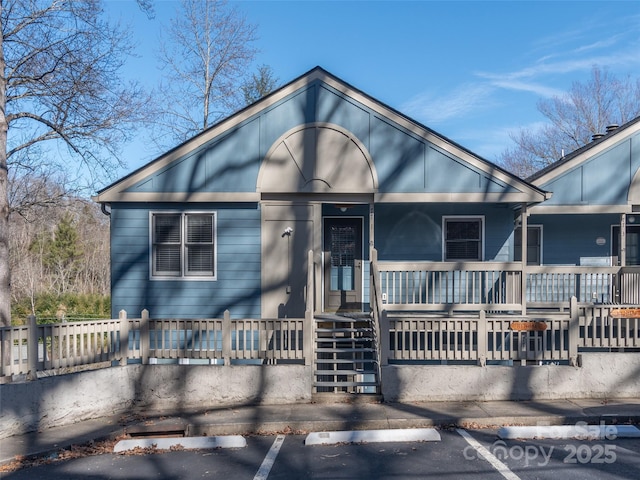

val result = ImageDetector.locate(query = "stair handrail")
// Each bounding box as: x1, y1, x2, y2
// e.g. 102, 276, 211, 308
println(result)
369, 248, 384, 393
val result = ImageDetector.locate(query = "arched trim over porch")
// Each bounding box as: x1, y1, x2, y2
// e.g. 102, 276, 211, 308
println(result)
257, 122, 378, 194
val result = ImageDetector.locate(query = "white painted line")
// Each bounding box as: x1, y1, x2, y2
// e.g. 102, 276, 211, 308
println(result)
456, 429, 521, 480
113, 435, 247, 453
497, 424, 640, 440
253, 434, 285, 480
305, 428, 441, 446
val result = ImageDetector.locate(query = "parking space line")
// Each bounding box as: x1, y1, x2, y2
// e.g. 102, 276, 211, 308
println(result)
456, 429, 521, 480
253, 434, 285, 480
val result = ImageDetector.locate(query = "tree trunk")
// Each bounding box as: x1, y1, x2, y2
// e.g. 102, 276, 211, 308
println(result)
0, 12, 11, 327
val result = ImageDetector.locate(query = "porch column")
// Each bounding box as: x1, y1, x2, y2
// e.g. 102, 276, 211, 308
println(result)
369, 204, 375, 259
620, 213, 626, 266
520, 203, 528, 316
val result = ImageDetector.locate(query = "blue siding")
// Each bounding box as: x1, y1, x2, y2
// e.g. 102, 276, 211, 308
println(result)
124, 79, 525, 198
111, 203, 261, 319
530, 214, 619, 265
540, 133, 640, 206
374, 204, 512, 262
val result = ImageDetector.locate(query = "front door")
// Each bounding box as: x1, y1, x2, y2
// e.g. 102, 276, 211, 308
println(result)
323, 217, 363, 312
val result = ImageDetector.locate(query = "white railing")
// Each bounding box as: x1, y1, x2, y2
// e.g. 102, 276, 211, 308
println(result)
526, 266, 618, 306
377, 261, 522, 311
376, 258, 640, 311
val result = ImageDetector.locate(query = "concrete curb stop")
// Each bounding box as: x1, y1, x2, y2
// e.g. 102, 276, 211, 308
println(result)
304, 428, 441, 446
113, 435, 247, 453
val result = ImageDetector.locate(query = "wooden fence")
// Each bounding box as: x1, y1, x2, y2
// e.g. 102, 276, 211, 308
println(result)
1, 310, 311, 382
380, 299, 640, 365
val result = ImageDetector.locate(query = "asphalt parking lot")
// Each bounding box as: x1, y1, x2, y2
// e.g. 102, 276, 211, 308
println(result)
3, 426, 640, 480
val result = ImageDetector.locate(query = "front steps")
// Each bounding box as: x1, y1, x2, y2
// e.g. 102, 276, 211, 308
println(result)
313, 313, 381, 397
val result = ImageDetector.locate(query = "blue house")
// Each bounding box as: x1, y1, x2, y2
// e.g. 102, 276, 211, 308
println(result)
94, 67, 639, 396
95, 66, 548, 319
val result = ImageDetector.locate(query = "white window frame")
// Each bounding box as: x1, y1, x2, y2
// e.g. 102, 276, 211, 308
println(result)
442, 216, 485, 262
514, 224, 543, 265
150, 211, 217, 280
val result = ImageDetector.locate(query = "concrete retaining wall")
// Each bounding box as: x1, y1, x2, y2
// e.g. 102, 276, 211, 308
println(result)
381, 353, 640, 402
2, 353, 639, 439
0, 364, 312, 439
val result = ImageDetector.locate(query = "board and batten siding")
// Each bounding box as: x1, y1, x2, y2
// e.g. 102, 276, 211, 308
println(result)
123, 79, 523, 199
110, 203, 261, 319
538, 133, 640, 206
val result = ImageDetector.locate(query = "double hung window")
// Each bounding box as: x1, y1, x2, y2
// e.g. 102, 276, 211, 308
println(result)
514, 225, 542, 265
152, 212, 216, 278
443, 217, 483, 261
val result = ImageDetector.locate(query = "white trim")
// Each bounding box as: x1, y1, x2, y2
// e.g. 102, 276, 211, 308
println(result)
442, 216, 485, 262
149, 210, 218, 281
529, 204, 633, 214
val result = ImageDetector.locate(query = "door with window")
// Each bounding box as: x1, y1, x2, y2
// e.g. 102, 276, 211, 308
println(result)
612, 225, 640, 265
323, 218, 363, 312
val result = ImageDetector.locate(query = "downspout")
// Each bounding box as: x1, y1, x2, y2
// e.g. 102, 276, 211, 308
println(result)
100, 203, 111, 216
620, 213, 626, 267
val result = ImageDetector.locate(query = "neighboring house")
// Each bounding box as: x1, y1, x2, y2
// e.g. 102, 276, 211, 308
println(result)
527, 117, 640, 269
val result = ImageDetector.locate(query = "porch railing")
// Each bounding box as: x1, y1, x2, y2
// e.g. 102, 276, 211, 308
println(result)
376, 258, 640, 311
380, 299, 640, 365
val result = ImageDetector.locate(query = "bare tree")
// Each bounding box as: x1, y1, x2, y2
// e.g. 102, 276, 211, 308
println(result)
154, 0, 258, 147
500, 67, 640, 178
241, 64, 279, 106
0, 0, 152, 326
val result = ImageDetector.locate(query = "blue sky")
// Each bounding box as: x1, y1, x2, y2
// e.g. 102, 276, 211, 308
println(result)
104, 0, 640, 181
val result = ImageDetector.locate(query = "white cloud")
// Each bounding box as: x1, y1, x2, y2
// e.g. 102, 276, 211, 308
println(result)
401, 83, 496, 124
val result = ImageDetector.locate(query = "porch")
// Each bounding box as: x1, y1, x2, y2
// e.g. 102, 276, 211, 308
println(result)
3, 252, 639, 397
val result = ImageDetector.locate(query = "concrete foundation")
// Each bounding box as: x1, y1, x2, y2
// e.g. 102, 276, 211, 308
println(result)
0, 364, 312, 439
1, 353, 639, 439
381, 353, 640, 402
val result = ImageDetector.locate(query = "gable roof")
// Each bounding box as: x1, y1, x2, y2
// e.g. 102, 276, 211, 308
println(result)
94, 66, 547, 204
529, 116, 640, 186
527, 115, 640, 214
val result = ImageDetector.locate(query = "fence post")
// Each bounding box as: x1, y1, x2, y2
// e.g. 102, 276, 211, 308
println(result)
222, 310, 231, 366
304, 309, 313, 366
140, 309, 150, 364
569, 296, 579, 366
27, 314, 38, 380
119, 310, 129, 366
379, 310, 389, 366
477, 310, 487, 366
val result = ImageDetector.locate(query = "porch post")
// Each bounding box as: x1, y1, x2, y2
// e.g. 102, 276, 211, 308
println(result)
520, 203, 528, 316
620, 213, 627, 267
369, 204, 375, 260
